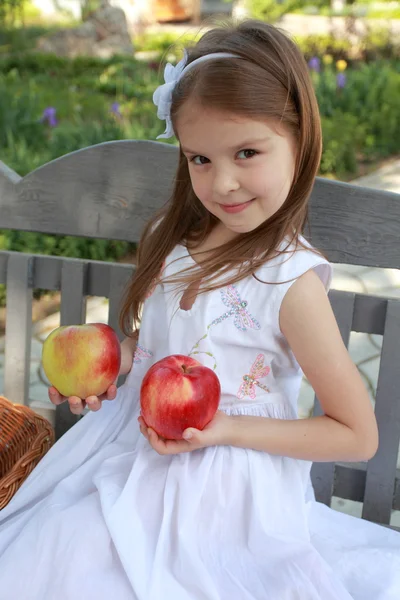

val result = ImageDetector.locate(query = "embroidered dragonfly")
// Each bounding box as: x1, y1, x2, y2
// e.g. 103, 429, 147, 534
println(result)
210, 284, 261, 332
133, 344, 153, 365
237, 353, 270, 400
188, 284, 260, 369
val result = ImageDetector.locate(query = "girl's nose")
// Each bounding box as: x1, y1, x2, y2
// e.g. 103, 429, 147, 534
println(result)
212, 168, 240, 196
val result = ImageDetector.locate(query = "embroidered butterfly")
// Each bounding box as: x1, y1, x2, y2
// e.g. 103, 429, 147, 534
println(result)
210, 284, 261, 331
237, 353, 270, 400
133, 344, 153, 365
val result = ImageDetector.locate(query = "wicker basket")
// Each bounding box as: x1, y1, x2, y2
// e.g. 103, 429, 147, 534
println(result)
0, 396, 54, 509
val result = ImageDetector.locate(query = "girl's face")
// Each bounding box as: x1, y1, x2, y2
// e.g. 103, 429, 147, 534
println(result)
176, 101, 297, 238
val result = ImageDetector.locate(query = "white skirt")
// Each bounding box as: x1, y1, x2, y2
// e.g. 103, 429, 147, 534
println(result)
0, 384, 399, 600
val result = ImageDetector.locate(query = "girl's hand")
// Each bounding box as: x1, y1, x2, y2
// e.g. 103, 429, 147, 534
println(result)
138, 410, 232, 455
48, 383, 117, 415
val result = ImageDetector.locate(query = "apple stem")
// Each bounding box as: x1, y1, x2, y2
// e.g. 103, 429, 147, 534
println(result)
181, 364, 188, 373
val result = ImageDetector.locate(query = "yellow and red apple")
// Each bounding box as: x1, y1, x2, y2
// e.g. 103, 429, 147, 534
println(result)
42, 323, 121, 398
140, 354, 221, 440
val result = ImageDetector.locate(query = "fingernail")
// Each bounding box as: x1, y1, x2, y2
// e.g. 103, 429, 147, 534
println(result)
183, 431, 192, 440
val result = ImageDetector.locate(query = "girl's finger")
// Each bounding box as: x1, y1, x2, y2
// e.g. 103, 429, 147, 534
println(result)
68, 396, 86, 415
138, 417, 149, 439
85, 395, 101, 411
138, 415, 147, 428
140, 425, 149, 439
147, 428, 163, 450
48, 386, 65, 405
98, 384, 117, 402
147, 429, 188, 455
106, 384, 117, 400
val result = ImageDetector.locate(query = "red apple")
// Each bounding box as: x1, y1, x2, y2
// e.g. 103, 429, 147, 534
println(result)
140, 354, 221, 440
42, 323, 121, 398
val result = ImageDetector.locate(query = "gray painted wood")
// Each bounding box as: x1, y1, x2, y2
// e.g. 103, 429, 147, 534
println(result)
334, 462, 366, 503
362, 299, 400, 524
308, 178, 400, 267
108, 265, 134, 341
333, 463, 400, 512
351, 294, 387, 335
311, 290, 355, 506
56, 261, 88, 439
60, 261, 88, 326
395, 472, 400, 512
108, 266, 134, 388
0, 141, 177, 244
0, 251, 133, 297
1, 141, 400, 267
4, 254, 33, 405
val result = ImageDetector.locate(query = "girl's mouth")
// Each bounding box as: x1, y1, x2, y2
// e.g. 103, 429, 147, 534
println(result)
220, 199, 255, 214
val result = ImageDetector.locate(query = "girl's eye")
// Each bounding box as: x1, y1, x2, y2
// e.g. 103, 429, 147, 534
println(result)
190, 155, 210, 165
237, 149, 258, 160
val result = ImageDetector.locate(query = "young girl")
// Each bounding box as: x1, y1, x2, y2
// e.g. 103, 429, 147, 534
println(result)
0, 19, 399, 600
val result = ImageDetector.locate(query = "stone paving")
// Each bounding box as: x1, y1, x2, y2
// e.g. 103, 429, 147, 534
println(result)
1, 159, 400, 525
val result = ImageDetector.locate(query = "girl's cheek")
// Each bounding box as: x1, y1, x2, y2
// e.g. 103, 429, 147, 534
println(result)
191, 180, 208, 204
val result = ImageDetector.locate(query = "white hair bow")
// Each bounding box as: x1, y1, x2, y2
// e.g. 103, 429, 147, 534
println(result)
152, 50, 242, 140
152, 51, 188, 139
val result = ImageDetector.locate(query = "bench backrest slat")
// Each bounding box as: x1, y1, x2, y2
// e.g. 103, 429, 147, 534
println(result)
362, 299, 400, 524
60, 261, 88, 326
4, 254, 33, 405
108, 267, 134, 341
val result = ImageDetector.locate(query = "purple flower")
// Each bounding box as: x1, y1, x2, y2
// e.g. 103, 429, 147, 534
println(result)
336, 73, 346, 88
110, 102, 122, 117
41, 106, 57, 127
308, 57, 321, 72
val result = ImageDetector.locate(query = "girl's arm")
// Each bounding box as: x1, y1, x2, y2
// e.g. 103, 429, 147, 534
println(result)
226, 269, 379, 462
119, 334, 138, 375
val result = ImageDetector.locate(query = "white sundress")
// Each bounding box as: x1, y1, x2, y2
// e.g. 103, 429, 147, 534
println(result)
0, 239, 399, 600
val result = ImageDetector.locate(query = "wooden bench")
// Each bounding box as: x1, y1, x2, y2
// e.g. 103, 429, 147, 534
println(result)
0, 140, 399, 530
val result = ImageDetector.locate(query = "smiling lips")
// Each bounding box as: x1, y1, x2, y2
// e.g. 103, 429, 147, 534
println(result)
219, 198, 255, 214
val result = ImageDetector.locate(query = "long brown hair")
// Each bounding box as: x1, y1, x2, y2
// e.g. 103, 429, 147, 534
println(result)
119, 19, 322, 336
